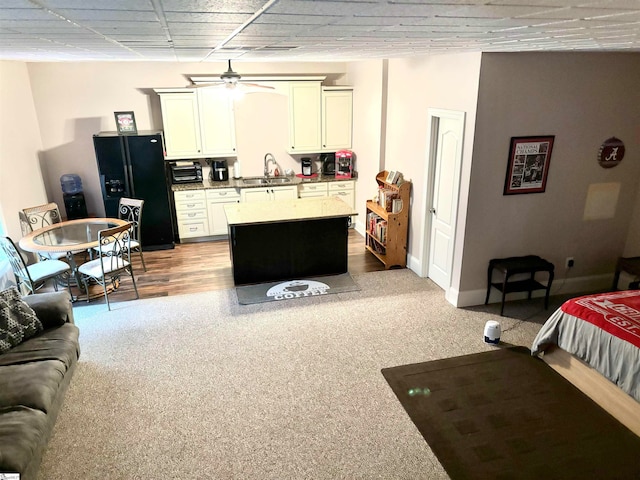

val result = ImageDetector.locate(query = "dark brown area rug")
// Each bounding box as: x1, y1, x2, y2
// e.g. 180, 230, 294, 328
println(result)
381, 346, 640, 480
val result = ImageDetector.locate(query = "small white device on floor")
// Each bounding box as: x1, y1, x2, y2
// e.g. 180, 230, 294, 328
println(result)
483, 320, 501, 344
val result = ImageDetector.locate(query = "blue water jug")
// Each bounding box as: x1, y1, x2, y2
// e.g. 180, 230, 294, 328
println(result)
60, 174, 83, 195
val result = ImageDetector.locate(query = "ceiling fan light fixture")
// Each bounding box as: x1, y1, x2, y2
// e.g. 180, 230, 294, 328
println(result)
220, 59, 241, 85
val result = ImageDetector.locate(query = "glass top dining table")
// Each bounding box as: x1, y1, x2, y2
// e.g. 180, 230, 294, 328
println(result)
19, 217, 128, 254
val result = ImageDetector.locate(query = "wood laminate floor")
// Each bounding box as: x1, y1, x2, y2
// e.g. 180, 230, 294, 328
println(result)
68, 229, 386, 304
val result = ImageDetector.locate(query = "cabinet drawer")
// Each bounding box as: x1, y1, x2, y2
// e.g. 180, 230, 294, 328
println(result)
328, 181, 354, 192
177, 209, 207, 221
298, 183, 328, 195
177, 220, 208, 238
175, 199, 206, 211
206, 188, 240, 201
175, 190, 206, 202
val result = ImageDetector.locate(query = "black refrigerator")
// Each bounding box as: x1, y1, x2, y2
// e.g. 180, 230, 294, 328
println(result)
93, 131, 174, 250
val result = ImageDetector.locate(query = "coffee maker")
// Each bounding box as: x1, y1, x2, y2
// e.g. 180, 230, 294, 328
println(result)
210, 159, 229, 181
335, 150, 353, 179
301, 157, 313, 176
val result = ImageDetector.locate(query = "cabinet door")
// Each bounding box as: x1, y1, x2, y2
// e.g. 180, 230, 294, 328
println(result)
288, 82, 322, 153
159, 92, 202, 158
241, 188, 270, 203
198, 89, 237, 156
271, 186, 298, 201
322, 90, 353, 151
207, 189, 240, 236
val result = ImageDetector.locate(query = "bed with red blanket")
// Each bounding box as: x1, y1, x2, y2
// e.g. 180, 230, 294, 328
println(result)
531, 290, 640, 403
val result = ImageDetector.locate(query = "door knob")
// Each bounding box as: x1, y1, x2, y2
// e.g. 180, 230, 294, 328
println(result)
429, 208, 436, 214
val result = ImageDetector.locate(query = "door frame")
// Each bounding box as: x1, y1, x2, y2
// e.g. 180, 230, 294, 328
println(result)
420, 108, 465, 294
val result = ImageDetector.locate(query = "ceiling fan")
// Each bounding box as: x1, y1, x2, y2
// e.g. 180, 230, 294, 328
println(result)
191, 60, 274, 92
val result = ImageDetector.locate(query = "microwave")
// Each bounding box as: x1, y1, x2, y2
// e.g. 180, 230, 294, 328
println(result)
170, 161, 203, 184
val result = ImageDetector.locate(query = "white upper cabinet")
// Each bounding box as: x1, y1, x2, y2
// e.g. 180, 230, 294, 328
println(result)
157, 90, 202, 159
322, 88, 353, 151
287, 82, 322, 154
197, 89, 237, 157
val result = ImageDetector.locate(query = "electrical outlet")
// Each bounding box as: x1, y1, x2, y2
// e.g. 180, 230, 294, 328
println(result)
565, 257, 575, 268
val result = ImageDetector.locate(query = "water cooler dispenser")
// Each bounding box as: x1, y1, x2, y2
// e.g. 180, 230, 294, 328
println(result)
60, 174, 88, 219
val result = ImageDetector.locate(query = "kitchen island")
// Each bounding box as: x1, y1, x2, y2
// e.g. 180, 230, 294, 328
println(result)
224, 196, 357, 285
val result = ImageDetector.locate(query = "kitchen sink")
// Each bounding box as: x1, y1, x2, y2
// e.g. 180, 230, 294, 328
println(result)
267, 177, 291, 184
242, 177, 291, 185
242, 177, 269, 185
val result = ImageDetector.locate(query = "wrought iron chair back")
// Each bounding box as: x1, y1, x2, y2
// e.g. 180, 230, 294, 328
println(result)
118, 197, 146, 271
0, 236, 31, 289
22, 202, 62, 231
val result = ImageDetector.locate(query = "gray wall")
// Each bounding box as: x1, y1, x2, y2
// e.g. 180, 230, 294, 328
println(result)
461, 52, 640, 299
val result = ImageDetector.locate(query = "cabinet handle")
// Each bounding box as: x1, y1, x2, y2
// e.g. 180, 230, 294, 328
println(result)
189, 227, 197, 231
220, 192, 227, 196
187, 203, 195, 207
188, 213, 195, 217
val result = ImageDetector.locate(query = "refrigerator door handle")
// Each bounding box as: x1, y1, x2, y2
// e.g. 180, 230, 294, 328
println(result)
127, 164, 135, 197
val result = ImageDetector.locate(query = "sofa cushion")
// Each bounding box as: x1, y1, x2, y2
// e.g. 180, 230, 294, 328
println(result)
0, 287, 43, 354
0, 406, 48, 475
0, 324, 79, 369
0, 360, 66, 413
22, 291, 74, 329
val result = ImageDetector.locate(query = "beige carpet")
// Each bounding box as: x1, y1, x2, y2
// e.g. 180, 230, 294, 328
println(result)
37, 270, 551, 480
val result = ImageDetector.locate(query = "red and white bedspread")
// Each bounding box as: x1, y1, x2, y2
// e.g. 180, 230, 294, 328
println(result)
531, 290, 640, 402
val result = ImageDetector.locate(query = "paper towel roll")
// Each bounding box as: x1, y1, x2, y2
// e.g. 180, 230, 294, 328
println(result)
233, 161, 241, 179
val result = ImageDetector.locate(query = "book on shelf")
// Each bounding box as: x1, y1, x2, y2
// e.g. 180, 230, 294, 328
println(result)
367, 212, 387, 245
391, 198, 403, 213
378, 187, 398, 212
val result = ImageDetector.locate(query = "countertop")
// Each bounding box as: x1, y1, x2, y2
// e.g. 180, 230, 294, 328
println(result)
224, 196, 358, 226
171, 173, 357, 191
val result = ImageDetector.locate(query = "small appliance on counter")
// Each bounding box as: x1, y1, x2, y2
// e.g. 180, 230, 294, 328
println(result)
210, 159, 229, 181
232, 160, 242, 179
335, 150, 353, 179
170, 161, 203, 184
321, 153, 336, 175
301, 157, 313, 176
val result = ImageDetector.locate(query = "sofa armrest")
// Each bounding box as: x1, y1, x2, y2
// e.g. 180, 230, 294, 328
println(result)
22, 291, 74, 328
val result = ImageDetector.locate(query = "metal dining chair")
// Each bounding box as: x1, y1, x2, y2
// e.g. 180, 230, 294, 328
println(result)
78, 222, 139, 310
22, 202, 88, 262
91, 198, 146, 271
0, 236, 72, 295
117, 198, 146, 271
22, 202, 62, 230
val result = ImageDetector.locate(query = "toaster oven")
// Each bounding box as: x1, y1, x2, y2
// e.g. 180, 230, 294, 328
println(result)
170, 161, 203, 184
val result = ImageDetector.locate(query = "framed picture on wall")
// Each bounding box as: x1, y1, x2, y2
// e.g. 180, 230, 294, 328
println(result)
503, 135, 555, 195
114, 111, 138, 135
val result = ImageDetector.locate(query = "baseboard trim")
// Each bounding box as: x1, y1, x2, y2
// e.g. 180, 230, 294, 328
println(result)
454, 273, 614, 308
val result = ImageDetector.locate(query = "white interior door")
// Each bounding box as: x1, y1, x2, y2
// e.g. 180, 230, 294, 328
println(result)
426, 110, 465, 290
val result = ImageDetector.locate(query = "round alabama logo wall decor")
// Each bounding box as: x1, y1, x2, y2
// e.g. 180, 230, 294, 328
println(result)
598, 137, 625, 169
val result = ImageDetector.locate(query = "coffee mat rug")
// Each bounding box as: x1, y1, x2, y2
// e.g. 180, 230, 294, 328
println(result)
235, 272, 359, 305
382, 346, 640, 480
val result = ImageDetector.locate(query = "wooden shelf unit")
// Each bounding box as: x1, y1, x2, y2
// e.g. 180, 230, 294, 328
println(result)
365, 171, 411, 269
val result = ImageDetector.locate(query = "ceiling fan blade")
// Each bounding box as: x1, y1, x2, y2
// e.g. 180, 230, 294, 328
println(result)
190, 82, 225, 89
240, 82, 275, 90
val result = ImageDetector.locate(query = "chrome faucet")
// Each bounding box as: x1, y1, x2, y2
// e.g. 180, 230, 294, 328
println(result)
264, 153, 275, 177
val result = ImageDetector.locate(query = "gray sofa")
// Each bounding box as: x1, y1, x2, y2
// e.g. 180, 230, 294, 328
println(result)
0, 291, 80, 480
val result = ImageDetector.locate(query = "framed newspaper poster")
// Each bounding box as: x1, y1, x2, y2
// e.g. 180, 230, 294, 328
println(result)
114, 111, 138, 135
503, 135, 554, 195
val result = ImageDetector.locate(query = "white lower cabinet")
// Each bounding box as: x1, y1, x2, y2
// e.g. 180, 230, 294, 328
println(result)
328, 181, 356, 225
240, 185, 298, 203
174, 190, 209, 239
207, 188, 241, 236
